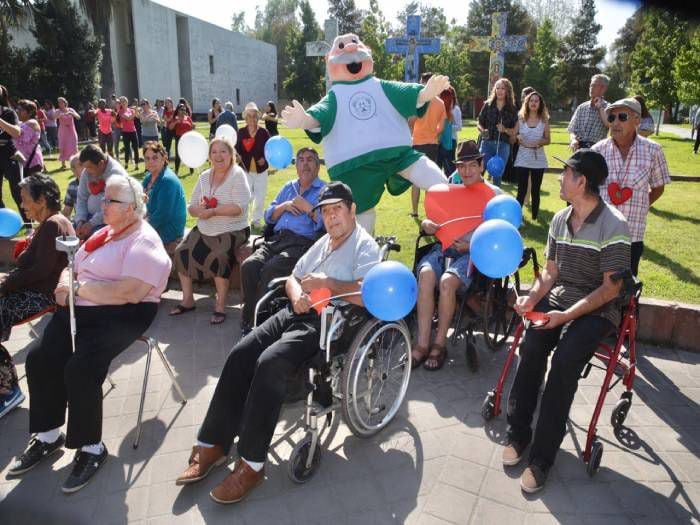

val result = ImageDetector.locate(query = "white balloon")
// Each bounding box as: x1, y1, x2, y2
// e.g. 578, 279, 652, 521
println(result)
215, 124, 238, 145
178, 131, 209, 168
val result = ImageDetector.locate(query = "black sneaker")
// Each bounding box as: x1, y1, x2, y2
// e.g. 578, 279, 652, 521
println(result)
61, 445, 108, 494
8, 433, 66, 476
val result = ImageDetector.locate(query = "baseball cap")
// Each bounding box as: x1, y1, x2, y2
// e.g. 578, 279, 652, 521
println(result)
553, 149, 608, 186
312, 181, 354, 211
605, 97, 641, 116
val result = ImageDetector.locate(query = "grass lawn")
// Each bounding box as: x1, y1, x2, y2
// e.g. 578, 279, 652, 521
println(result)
5, 120, 699, 304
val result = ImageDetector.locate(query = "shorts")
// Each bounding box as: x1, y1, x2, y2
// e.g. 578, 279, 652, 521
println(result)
417, 244, 473, 288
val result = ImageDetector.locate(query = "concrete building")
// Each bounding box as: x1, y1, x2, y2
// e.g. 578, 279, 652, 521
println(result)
10, 0, 277, 114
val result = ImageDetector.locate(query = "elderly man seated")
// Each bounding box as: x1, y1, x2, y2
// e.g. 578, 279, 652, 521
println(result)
240, 147, 326, 334
503, 150, 631, 493
412, 140, 501, 371
175, 182, 379, 504
74, 144, 127, 239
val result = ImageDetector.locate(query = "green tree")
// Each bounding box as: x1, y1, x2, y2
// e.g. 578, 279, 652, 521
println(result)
78, 0, 117, 99
0, 0, 32, 31
29, 0, 102, 104
396, 2, 448, 38
327, 0, 363, 35
673, 27, 700, 106
465, 0, 536, 98
0, 29, 32, 99
283, 0, 324, 104
360, 0, 402, 80
630, 9, 689, 120
555, 0, 605, 107
230, 10, 249, 33
522, 18, 557, 105
518, 0, 575, 36
424, 25, 473, 101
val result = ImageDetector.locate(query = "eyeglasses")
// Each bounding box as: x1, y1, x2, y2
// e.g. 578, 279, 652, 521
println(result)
102, 197, 127, 205
607, 112, 629, 123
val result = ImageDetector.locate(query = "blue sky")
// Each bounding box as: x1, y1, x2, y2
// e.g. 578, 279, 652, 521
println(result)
153, 0, 641, 50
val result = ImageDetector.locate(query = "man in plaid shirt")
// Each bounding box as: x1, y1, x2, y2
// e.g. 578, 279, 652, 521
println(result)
592, 97, 671, 275
568, 74, 610, 150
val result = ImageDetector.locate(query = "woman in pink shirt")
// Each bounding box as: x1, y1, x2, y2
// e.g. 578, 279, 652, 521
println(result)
14, 99, 44, 175
56, 97, 80, 170
95, 99, 114, 157
11, 175, 171, 493
117, 96, 139, 171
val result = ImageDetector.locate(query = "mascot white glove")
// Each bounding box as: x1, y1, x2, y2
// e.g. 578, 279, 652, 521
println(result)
417, 75, 451, 107
281, 100, 319, 130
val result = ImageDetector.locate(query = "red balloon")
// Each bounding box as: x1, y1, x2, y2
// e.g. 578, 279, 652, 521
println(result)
424, 183, 496, 250
308, 287, 331, 314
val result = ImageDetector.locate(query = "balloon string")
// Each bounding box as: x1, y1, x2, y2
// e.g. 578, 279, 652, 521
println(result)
309, 291, 360, 309
438, 215, 482, 228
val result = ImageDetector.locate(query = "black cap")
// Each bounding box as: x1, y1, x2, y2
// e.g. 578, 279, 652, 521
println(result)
454, 140, 484, 163
312, 181, 354, 211
553, 149, 608, 186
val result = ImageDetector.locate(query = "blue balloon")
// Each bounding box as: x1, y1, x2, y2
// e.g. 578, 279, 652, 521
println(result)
0, 208, 23, 238
470, 219, 524, 279
486, 156, 505, 178
264, 136, 294, 169
361, 261, 418, 321
484, 194, 523, 228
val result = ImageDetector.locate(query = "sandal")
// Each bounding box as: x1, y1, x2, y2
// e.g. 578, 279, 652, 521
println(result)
424, 344, 447, 371
210, 311, 226, 325
169, 304, 196, 316
411, 345, 429, 369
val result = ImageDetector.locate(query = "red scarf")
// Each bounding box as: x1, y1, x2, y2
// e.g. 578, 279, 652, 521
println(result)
84, 221, 138, 253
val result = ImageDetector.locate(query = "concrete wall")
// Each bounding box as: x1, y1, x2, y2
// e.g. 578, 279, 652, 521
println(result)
183, 16, 277, 114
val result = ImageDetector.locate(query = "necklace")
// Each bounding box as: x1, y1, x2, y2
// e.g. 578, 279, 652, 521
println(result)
607, 142, 635, 205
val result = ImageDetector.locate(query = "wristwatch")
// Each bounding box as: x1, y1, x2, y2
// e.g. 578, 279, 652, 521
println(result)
73, 280, 81, 297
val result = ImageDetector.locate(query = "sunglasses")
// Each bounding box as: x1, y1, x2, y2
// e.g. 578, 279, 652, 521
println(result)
607, 112, 629, 123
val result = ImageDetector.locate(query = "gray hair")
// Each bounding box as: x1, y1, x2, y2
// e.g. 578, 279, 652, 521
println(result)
106, 175, 147, 217
224, 101, 234, 111
591, 74, 610, 86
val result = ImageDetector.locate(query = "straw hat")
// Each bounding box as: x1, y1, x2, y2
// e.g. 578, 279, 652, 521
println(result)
242, 102, 261, 119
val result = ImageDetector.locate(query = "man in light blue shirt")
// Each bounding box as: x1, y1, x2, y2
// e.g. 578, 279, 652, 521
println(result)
240, 147, 326, 333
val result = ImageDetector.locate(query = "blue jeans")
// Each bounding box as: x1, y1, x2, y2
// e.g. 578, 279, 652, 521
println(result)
479, 140, 510, 186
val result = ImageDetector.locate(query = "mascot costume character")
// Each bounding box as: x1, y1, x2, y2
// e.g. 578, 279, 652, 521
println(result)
282, 33, 450, 232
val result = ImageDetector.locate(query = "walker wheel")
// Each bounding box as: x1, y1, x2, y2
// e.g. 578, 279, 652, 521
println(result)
611, 396, 632, 430
481, 391, 497, 421
587, 441, 603, 476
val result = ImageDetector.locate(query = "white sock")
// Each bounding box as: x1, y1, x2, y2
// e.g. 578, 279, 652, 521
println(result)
242, 457, 264, 472
196, 440, 215, 448
36, 428, 61, 444
81, 442, 104, 455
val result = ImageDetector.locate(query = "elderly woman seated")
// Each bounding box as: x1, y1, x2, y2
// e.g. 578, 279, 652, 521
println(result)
8, 175, 171, 493
0, 175, 74, 419
412, 141, 501, 371
141, 141, 186, 255
170, 137, 251, 325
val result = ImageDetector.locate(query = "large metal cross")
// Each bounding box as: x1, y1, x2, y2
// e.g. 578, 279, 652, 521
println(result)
385, 15, 441, 83
468, 12, 528, 95
306, 19, 339, 93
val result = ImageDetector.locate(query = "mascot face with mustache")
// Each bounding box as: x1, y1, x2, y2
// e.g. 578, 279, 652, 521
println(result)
326, 34, 374, 82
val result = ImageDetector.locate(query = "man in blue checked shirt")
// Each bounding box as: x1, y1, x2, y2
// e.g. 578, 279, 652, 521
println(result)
239, 147, 326, 335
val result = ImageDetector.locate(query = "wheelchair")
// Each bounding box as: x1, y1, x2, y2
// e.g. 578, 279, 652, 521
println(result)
411, 230, 539, 371
252, 236, 413, 483
481, 269, 642, 476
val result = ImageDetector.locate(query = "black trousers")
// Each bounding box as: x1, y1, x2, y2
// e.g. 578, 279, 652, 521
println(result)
98, 131, 113, 156
240, 230, 315, 327
694, 130, 700, 153
507, 297, 614, 469
121, 131, 139, 166
515, 167, 545, 220
162, 128, 173, 159
413, 143, 439, 163
631, 241, 644, 276
0, 155, 28, 223
198, 307, 321, 462
26, 303, 157, 448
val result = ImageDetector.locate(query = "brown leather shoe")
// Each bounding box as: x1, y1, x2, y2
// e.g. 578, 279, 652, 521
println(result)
210, 459, 265, 504
175, 445, 226, 486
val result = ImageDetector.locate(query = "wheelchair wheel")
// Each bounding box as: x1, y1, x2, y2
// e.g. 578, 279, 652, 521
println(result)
481, 391, 496, 421
587, 440, 603, 476
341, 318, 412, 438
482, 273, 520, 351
288, 434, 322, 484
611, 392, 633, 430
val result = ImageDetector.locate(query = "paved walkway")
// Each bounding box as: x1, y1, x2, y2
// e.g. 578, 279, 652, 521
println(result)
1, 290, 699, 524
660, 124, 693, 140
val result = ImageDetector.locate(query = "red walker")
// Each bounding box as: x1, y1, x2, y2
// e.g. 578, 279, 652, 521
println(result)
481, 267, 643, 476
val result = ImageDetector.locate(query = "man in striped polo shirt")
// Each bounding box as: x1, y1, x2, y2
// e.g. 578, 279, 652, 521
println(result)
502, 149, 631, 493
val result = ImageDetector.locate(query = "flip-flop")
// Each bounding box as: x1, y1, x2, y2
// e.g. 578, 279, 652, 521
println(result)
210, 312, 226, 325
424, 344, 448, 371
169, 304, 196, 316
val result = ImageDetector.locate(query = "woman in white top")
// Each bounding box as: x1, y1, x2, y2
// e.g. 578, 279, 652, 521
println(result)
514, 91, 551, 220
171, 137, 251, 324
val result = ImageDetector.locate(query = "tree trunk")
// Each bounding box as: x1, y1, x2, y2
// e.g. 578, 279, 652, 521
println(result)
95, 16, 115, 98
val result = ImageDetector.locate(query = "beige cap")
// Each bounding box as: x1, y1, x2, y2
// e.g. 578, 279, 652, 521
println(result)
242, 102, 261, 118
605, 97, 641, 116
